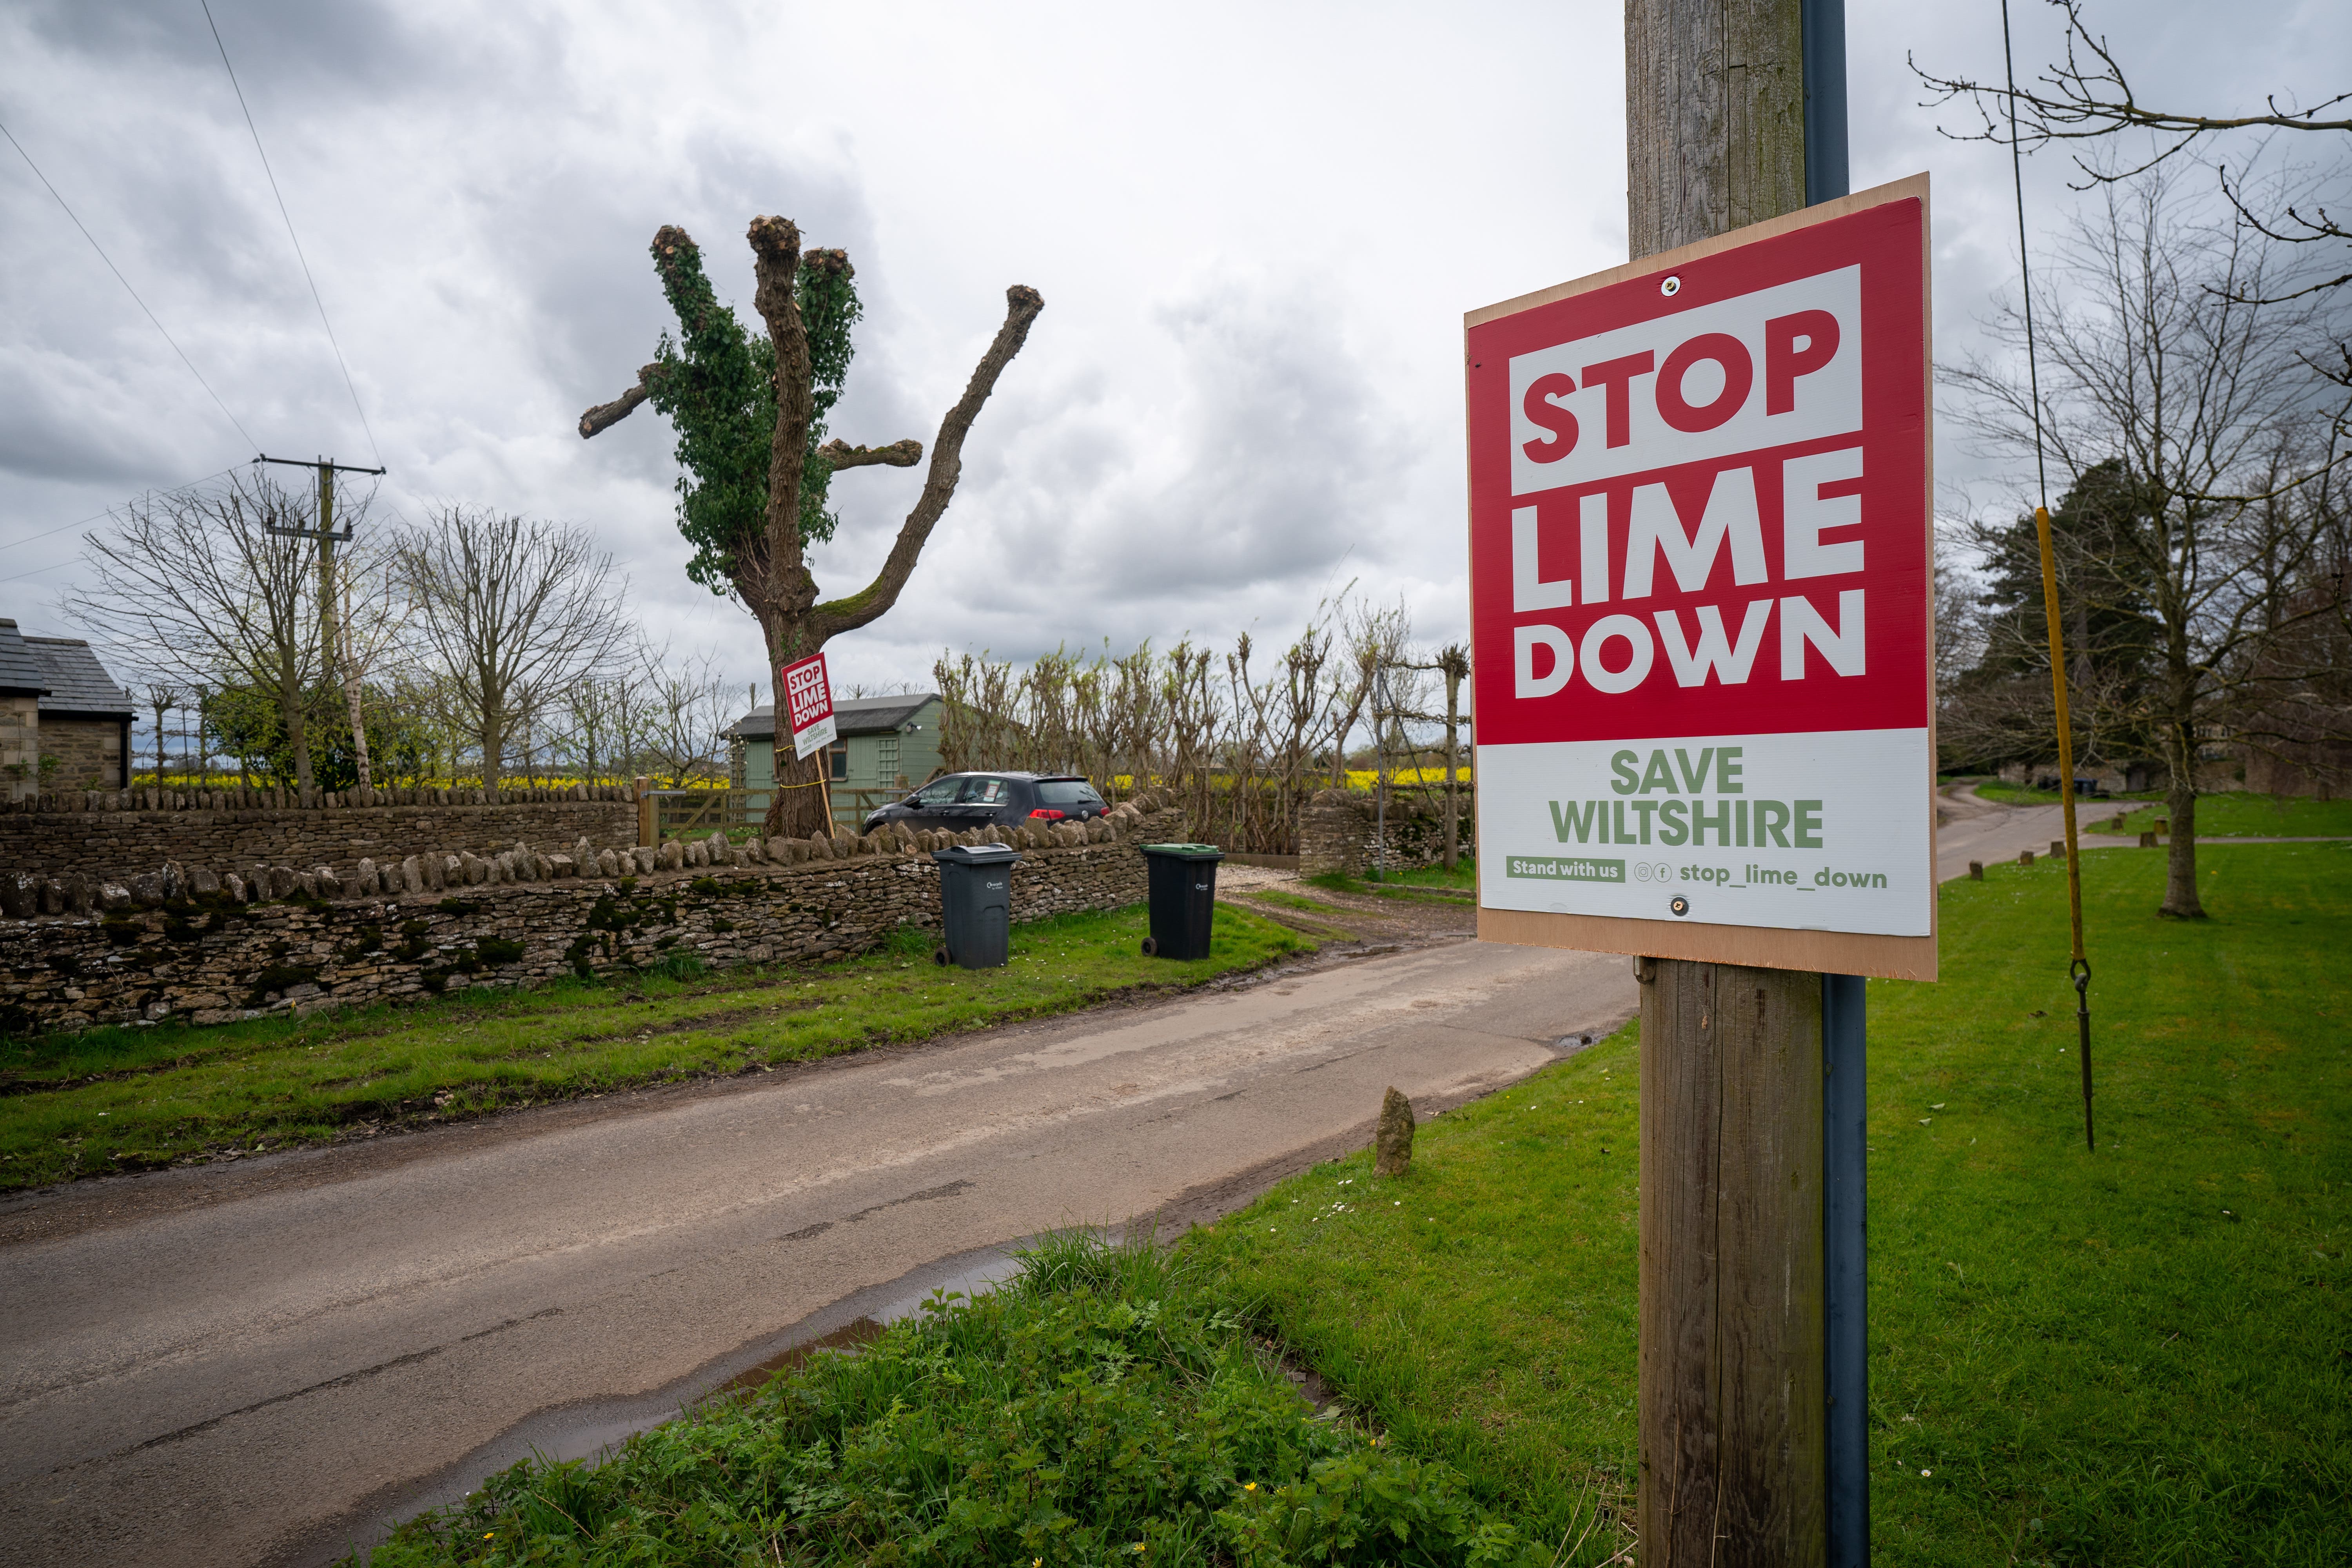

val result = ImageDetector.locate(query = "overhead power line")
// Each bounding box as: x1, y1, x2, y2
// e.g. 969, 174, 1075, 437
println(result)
0, 116, 259, 452
0, 465, 245, 560
200, 0, 382, 468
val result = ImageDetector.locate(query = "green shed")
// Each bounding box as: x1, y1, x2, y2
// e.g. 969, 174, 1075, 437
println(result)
726, 693, 948, 823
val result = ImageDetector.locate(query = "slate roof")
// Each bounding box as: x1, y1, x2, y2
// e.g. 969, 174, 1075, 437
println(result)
24, 637, 134, 718
726, 692, 939, 741
0, 620, 49, 697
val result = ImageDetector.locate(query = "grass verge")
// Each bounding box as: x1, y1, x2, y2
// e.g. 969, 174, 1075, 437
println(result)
2102, 793, 2352, 838
350, 1234, 1558, 1568
1187, 840, 2349, 1564
1303, 865, 1475, 902
0, 904, 1309, 1193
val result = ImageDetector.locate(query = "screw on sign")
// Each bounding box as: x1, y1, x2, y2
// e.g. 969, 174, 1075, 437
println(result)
1466, 176, 1935, 982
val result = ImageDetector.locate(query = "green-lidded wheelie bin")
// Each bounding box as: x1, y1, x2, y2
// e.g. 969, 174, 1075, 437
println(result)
1140, 843, 1223, 960
932, 842, 1022, 968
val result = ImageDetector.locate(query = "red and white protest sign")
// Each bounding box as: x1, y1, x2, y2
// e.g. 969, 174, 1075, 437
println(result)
1466, 176, 1935, 979
779, 652, 838, 761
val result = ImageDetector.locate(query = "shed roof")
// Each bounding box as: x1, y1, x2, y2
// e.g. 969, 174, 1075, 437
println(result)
726, 692, 940, 742
0, 620, 49, 697
24, 637, 134, 718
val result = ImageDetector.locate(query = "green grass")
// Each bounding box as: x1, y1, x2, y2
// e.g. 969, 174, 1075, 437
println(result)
1969, 778, 2169, 808
352, 1234, 1558, 1568
2100, 793, 2352, 838
0, 904, 1309, 1193
1245, 887, 1336, 913
1303, 863, 1476, 902
1187, 841, 2350, 1564
1376, 859, 1477, 891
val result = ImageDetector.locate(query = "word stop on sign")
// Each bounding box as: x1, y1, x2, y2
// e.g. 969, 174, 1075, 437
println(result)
1465, 176, 1936, 974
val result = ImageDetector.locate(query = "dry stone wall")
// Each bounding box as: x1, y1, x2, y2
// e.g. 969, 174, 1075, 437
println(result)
0, 784, 636, 886
0, 797, 1185, 1036
1298, 788, 1474, 877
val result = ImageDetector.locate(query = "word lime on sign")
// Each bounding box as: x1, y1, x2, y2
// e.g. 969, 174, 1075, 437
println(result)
780, 652, 838, 761
1465, 176, 1936, 980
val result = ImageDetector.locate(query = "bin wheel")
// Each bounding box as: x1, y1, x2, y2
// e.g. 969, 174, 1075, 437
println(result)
1141, 936, 1159, 957
933, 947, 950, 966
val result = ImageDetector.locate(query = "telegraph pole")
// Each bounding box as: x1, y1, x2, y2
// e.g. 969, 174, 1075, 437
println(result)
1625, 2, 1857, 1564
259, 454, 385, 791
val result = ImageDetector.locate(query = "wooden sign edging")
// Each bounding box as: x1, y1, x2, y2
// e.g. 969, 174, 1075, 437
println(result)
1465, 174, 1935, 983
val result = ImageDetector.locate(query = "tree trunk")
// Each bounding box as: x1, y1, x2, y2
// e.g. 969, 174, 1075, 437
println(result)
2160, 716, 2205, 918
340, 586, 372, 791
769, 743, 831, 838
280, 648, 314, 798
1443, 661, 1463, 872
481, 702, 505, 797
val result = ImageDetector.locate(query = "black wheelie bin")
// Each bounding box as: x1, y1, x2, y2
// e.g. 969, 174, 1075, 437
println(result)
1139, 842, 1223, 960
932, 842, 1022, 968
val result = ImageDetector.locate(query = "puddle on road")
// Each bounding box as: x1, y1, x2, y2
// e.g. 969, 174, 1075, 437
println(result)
697, 1315, 887, 1402
290, 1242, 1029, 1568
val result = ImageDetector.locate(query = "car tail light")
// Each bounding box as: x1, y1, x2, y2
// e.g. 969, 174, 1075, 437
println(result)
1028, 808, 1065, 820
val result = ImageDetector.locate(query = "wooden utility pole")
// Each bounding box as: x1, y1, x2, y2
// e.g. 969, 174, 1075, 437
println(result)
1626, 2, 1831, 1564
260, 454, 385, 793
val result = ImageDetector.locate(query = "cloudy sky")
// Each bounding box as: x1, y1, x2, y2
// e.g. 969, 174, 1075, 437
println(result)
4, 0, 2346, 711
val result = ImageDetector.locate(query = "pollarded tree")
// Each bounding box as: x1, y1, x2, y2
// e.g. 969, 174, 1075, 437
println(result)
580, 216, 1042, 836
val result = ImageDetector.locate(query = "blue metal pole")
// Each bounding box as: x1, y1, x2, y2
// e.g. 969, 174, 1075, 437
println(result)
1804, 2, 1862, 1561
1802, 0, 1849, 208
1822, 973, 1867, 1566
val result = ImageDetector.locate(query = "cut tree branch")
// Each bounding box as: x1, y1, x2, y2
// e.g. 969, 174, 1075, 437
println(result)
818, 437, 924, 469
809, 283, 1045, 642
578, 365, 660, 439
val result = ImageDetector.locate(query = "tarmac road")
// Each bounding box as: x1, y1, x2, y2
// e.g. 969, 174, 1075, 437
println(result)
0, 936, 1634, 1568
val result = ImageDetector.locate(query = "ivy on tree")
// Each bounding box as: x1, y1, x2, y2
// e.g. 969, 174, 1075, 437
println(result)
580, 217, 1042, 835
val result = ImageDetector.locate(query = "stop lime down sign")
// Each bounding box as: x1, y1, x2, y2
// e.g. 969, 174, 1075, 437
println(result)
1465, 175, 1936, 980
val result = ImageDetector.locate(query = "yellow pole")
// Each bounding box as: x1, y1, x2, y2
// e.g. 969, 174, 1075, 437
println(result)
2031, 504, 2095, 1151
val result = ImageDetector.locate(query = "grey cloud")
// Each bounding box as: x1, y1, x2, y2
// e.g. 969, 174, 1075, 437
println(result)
25, 0, 439, 105
951, 267, 1416, 623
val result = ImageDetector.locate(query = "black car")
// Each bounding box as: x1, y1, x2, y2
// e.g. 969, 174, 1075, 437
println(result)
862, 772, 1110, 835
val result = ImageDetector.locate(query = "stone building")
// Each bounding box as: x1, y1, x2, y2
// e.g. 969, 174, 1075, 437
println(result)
0, 620, 134, 800
0, 621, 42, 800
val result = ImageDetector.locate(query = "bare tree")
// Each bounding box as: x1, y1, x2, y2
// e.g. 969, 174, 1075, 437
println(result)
64, 470, 342, 796
398, 508, 632, 794
143, 684, 179, 785
1943, 167, 2352, 915
639, 646, 733, 790
1914, 1, 2351, 302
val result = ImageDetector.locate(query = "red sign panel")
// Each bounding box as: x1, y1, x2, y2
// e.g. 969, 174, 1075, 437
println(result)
1466, 177, 1935, 979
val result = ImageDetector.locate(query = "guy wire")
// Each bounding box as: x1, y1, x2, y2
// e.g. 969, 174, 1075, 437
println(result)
2002, 0, 2094, 1152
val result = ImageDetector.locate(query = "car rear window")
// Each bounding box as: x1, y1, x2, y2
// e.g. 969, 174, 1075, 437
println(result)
1037, 780, 1103, 805
961, 777, 1013, 804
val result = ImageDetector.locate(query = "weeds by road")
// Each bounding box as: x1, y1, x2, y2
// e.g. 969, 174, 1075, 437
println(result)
0, 904, 1308, 1192
352, 1234, 1554, 1568
1189, 841, 2350, 1564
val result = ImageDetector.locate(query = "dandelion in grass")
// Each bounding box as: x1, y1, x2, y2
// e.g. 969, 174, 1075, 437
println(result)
1243, 1482, 1256, 1492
